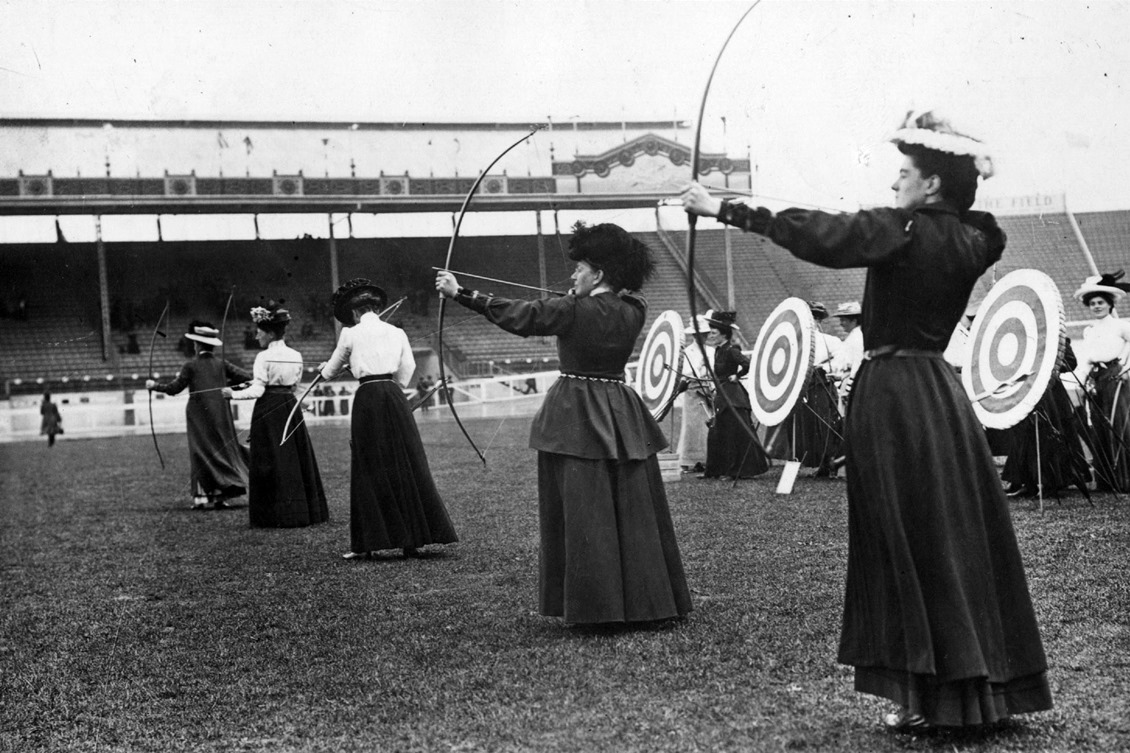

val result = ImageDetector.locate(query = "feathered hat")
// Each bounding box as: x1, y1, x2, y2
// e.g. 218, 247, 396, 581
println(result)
332, 278, 387, 326
1074, 270, 1130, 303
889, 109, 994, 179
249, 299, 291, 327
807, 301, 829, 321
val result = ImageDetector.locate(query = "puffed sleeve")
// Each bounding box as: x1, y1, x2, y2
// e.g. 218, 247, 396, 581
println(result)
230, 351, 267, 400
321, 326, 353, 380
395, 329, 415, 388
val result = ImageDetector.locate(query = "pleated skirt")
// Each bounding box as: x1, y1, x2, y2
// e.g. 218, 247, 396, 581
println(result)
537, 451, 692, 624
1001, 378, 1090, 494
349, 381, 457, 553
247, 389, 328, 528
1085, 364, 1130, 492
839, 355, 1052, 726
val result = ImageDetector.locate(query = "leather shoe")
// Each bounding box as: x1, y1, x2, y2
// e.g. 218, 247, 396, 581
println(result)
342, 551, 371, 560
883, 710, 929, 733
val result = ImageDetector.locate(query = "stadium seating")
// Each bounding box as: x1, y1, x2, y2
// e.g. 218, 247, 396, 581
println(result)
0, 209, 1125, 394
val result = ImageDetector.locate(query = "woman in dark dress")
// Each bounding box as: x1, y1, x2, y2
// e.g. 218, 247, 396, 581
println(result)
700, 310, 769, 479
147, 322, 250, 509
226, 301, 328, 528
683, 110, 1052, 730
436, 223, 692, 625
321, 279, 457, 559
39, 392, 63, 447
1001, 339, 1090, 498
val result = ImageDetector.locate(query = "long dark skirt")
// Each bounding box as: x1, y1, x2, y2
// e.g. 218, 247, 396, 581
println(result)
247, 389, 328, 528
767, 369, 843, 474
186, 395, 248, 499
537, 452, 692, 624
839, 355, 1052, 726
1083, 364, 1130, 492
1001, 378, 1090, 495
349, 381, 457, 553
704, 407, 770, 478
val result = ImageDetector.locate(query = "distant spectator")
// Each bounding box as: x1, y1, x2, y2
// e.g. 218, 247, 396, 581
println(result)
243, 327, 258, 350
524, 377, 538, 395
415, 376, 433, 411
301, 321, 315, 339
338, 386, 351, 416
126, 333, 141, 354
40, 392, 63, 447
321, 384, 335, 416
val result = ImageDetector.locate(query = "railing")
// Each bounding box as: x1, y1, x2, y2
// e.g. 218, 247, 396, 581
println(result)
0, 370, 563, 443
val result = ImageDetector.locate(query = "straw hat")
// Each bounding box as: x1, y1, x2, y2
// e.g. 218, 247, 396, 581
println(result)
184, 324, 222, 347
833, 301, 861, 318
1074, 271, 1130, 303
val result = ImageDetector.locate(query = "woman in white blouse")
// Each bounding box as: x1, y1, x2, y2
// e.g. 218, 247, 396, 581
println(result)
320, 278, 457, 560
226, 301, 328, 527
1072, 272, 1130, 492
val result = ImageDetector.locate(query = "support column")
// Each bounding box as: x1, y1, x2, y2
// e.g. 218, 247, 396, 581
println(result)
536, 211, 548, 292
724, 224, 735, 309
95, 215, 117, 368
328, 213, 341, 337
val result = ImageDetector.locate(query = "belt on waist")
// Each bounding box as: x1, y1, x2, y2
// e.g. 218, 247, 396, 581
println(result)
359, 373, 395, 384
263, 385, 295, 393
559, 372, 625, 383
864, 345, 943, 360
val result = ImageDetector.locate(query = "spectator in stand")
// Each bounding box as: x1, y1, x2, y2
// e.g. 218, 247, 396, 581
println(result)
338, 385, 351, 416
40, 392, 63, 447
147, 321, 251, 509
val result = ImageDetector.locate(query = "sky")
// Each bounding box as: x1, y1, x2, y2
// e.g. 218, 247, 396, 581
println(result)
2, 0, 1129, 216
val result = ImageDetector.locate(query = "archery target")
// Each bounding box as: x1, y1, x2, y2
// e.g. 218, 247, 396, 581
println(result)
750, 298, 816, 426
636, 310, 685, 419
962, 269, 1065, 429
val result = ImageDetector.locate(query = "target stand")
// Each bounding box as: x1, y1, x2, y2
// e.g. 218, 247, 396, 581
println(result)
749, 298, 816, 493
635, 310, 685, 423
962, 269, 1066, 510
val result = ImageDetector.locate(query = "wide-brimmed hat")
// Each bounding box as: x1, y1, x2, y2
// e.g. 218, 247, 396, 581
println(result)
697, 309, 739, 331
1074, 271, 1130, 303
332, 278, 387, 326
889, 109, 994, 179
833, 301, 861, 318
185, 324, 223, 347
808, 301, 828, 321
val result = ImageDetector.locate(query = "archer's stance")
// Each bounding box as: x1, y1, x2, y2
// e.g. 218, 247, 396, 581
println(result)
321, 278, 457, 560
147, 322, 250, 509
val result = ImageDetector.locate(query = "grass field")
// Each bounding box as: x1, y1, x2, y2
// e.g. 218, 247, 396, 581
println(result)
2, 417, 1128, 752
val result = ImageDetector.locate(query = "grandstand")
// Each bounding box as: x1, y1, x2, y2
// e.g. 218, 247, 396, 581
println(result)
1, 207, 1119, 399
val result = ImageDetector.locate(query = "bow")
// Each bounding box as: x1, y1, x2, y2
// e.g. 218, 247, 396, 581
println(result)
280, 373, 323, 446
686, 3, 763, 450
147, 301, 170, 469
437, 124, 544, 465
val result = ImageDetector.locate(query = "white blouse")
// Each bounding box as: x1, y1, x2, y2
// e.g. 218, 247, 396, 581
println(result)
320, 311, 415, 387
1073, 313, 1130, 385
230, 339, 304, 400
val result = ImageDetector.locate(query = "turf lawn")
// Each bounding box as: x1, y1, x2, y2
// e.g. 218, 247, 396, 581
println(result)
1, 417, 1128, 752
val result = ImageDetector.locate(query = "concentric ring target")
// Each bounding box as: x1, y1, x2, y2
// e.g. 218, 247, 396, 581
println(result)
961, 269, 1065, 429
749, 298, 815, 426
635, 310, 685, 419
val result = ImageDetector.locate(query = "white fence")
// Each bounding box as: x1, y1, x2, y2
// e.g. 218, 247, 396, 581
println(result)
0, 371, 559, 443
